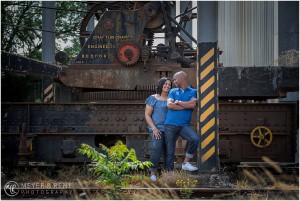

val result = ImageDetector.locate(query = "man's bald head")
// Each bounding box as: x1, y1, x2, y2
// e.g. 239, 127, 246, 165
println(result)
173, 71, 188, 89
174, 71, 187, 80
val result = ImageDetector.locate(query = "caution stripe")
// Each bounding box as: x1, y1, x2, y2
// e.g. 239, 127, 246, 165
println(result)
43, 82, 54, 103
201, 75, 215, 93
201, 48, 214, 65
202, 146, 215, 162
200, 62, 214, 80
44, 83, 53, 95
201, 117, 215, 134
199, 46, 217, 164
201, 131, 215, 149
200, 104, 215, 122
201, 89, 214, 107
44, 91, 54, 102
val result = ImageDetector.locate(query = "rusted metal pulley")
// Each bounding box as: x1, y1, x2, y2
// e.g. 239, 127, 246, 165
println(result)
55, 51, 69, 64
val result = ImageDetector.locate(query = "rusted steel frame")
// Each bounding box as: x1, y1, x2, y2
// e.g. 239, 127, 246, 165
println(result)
18, 123, 31, 166
218, 102, 297, 163
219, 132, 289, 136
174, 6, 197, 19
79, 2, 136, 46
78, 90, 154, 101
1, 133, 148, 135
1, 51, 61, 79
166, 12, 197, 43
1, 102, 296, 135
2, 102, 146, 105
172, 1, 191, 41
218, 67, 299, 98
176, 34, 194, 50
1, 102, 147, 133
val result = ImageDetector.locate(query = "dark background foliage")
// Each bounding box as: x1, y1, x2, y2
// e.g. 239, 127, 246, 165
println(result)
1, 1, 86, 101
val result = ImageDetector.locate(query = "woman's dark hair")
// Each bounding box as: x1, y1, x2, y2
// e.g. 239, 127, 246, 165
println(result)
156, 77, 172, 95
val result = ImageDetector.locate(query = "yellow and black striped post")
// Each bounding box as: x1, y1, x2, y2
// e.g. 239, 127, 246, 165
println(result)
42, 78, 54, 103
197, 42, 220, 172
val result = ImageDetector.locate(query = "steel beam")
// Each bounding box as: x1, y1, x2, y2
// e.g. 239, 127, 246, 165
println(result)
1, 51, 60, 78
42, 1, 56, 103
197, 1, 220, 173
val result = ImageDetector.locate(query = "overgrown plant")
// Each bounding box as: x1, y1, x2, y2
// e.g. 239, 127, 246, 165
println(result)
275, 49, 299, 66
176, 178, 198, 199
77, 140, 152, 199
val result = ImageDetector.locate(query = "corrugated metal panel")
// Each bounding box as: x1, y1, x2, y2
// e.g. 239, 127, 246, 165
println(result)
218, 1, 275, 67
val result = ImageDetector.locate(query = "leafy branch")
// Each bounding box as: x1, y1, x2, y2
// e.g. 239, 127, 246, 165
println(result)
77, 140, 152, 199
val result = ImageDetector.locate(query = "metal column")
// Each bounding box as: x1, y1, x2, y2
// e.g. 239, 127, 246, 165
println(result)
196, 1, 220, 173
180, 1, 192, 45
42, 1, 56, 103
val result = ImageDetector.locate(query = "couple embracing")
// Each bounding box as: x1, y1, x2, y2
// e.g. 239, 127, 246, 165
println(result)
145, 71, 200, 182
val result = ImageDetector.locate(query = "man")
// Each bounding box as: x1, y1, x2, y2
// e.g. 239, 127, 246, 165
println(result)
164, 71, 200, 171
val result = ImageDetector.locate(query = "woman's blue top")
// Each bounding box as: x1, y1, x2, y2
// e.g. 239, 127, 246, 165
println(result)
145, 95, 168, 132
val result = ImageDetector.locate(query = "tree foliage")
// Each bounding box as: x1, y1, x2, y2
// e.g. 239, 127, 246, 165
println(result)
1, 1, 86, 59
1, 1, 87, 101
1, 1, 41, 57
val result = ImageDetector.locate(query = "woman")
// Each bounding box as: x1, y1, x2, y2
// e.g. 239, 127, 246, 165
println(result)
145, 77, 172, 181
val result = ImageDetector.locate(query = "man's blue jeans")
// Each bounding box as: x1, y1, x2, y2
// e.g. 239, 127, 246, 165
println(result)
164, 124, 200, 171
149, 131, 166, 172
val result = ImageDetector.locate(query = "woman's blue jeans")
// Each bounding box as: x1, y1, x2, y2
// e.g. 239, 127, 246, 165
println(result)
164, 124, 200, 171
149, 131, 166, 172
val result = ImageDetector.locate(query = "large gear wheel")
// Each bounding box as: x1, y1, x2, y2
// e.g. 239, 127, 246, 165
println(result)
143, 2, 165, 30
118, 43, 140, 66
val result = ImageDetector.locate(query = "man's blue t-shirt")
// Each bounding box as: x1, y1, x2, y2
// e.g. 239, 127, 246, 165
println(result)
165, 86, 197, 126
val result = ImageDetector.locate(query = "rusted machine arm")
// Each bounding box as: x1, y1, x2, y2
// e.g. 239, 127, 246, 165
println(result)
2, 50, 298, 99
1, 51, 61, 81
218, 67, 299, 99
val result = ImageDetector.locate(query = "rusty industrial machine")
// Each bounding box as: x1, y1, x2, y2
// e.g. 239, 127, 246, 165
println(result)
60, 1, 198, 97
1, 1, 299, 167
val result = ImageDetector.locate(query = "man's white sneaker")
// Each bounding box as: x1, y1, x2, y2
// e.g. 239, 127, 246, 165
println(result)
150, 175, 157, 182
182, 162, 198, 171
